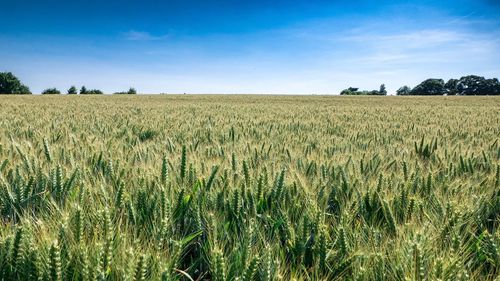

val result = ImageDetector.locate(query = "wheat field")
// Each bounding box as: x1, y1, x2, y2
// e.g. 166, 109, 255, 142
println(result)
0, 95, 498, 280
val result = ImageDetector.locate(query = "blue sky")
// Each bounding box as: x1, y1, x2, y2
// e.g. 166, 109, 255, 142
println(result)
1, 0, 499, 94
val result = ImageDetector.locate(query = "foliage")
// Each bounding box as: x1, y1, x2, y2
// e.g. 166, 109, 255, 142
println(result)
340, 85, 387, 95
0, 72, 31, 94
67, 86, 78, 95
445, 79, 459, 95
410, 75, 500, 96
0, 95, 498, 280
396, 85, 412, 96
113, 87, 137, 95
410, 78, 446, 95
379, 84, 387, 95
80, 88, 104, 95
87, 89, 104, 95
456, 75, 500, 96
41, 88, 61, 95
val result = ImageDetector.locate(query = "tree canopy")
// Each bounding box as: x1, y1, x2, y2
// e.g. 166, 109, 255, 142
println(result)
409, 79, 445, 95
80, 86, 103, 95
0, 72, 31, 94
113, 87, 137, 95
86, 89, 104, 95
67, 86, 78, 95
396, 86, 412, 96
41, 88, 61, 95
404, 75, 500, 95
340, 84, 387, 95
454, 75, 500, 95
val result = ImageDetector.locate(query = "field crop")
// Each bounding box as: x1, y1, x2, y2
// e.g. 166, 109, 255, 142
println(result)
0, 95, 498, 280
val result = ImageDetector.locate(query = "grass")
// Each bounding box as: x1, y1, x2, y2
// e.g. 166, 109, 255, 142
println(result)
0, 95, 498, 280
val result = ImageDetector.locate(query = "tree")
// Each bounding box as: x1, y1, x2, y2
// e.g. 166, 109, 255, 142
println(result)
127, 87, 137, 95
0, 72, 31, 94
67, 86, 78, 95
396, 86, 412, 96
456, 75, 500, 95
113, 87, 137, 95
410, 79, 445, 95
456, 75, 484, 95
369, 90, 384, 96
87, 89, 103, 95
340, 86, 386, 95
444, 79, 458, 95
379, 84, 387, 95
41, 88, 61, 95
340, 87, 358, 95
484, 78, 500, 95
80, 87, 103, 95
401, 75, 499, 96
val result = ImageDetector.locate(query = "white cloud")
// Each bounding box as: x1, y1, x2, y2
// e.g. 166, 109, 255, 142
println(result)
340, 28, 499, 68
123, 30, 169, 41
343, 29, 465, 48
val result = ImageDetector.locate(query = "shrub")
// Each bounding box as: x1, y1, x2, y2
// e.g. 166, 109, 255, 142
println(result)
113, 87, 137, 95
42, 88, 61, 95
81, 87, 103, 95
67, 86, 78, 95
128, 87, 137, 95
87, 89, 104, 95
396, 86, 412, 96
340, 85, 387, 95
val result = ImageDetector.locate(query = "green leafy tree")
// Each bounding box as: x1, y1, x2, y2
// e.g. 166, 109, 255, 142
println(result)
410, 79, 445, 95
79, 86, 102, 95
127, 87, 137, 95
444, 79, 458, 95
484, 78, 500, 95
67, 86, 78, 95
396, 86, 412, 96
340, 86, 385, 95
340, 87, 359, 95
87, 89, 103, 95
42, 88, 61, 95
379, 84, 387, 95
0, 72, 32, 94
114, 87, 137, 95
456, 75, 500, 95
403, 75, 499, 96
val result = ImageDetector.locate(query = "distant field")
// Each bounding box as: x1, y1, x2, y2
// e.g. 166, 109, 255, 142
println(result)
0, 95, 499, 280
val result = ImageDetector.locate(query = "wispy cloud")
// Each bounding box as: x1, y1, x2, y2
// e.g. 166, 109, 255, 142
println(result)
342, 29, 465, 48
123, 30, 169, 41
340, 27, 500, 65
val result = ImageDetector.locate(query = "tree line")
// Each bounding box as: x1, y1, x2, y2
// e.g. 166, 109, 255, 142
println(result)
0, 72, 137, 95
342, 75, 500, 95
396, 75, 500, 95
340, 84, 387, 95
2, 71, 500, 95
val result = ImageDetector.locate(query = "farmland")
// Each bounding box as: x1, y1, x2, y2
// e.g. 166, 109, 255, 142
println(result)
0, 95, 499, 280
